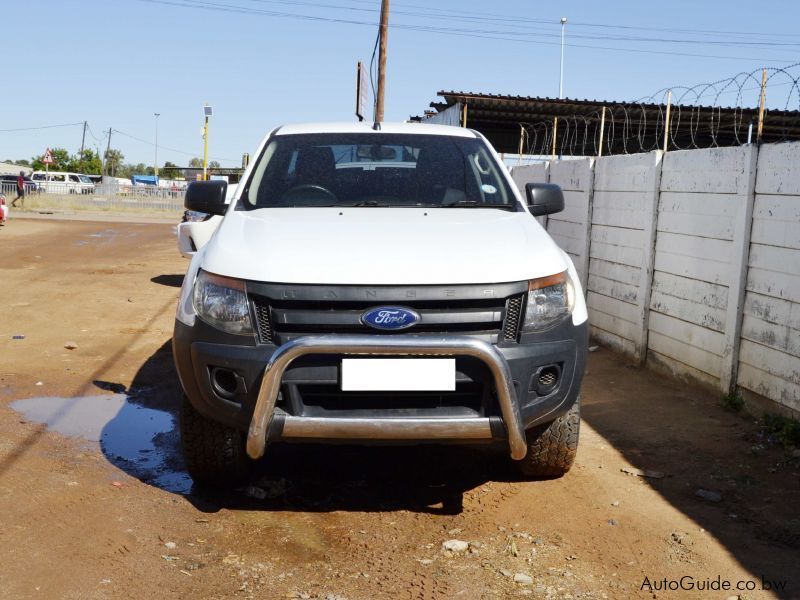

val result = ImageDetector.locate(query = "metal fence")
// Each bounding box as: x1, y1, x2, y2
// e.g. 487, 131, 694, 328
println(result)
1, 181, 185, 212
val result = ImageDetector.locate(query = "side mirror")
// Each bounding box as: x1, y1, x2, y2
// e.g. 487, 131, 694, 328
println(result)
525, 183, 564, 216
185, 180, 228, 216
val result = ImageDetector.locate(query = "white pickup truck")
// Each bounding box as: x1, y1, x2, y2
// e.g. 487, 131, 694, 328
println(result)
173, 122, 587, 487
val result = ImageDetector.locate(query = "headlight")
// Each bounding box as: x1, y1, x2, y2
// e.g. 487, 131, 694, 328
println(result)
522, 271, 575, 332
192, 270, 253, 335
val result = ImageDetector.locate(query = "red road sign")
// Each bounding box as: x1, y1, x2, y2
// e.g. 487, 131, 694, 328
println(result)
42, 148, 54, 165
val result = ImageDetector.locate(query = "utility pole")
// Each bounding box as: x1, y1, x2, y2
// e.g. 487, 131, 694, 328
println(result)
154, 113, 161, 178
374, 0, 390, 123
202, 104, 212, 180
556, 17, 566, 160
559, 17, 567, 99
663, 90, 673, 153
104, 128, 113, 176
757, 68, 767, 143
80, 121, 87, 158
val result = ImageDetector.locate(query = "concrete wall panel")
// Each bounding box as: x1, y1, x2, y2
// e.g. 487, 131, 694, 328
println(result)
527, 142, 799, 417
547, 158, 594, 289
737, 142, 800, 415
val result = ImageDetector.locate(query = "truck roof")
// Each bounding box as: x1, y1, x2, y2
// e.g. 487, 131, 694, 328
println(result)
275, 122, 478, 138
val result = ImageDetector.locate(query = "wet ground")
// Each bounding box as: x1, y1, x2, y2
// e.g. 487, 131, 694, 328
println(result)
11, 392, 190, 494
0, 217, 798, 599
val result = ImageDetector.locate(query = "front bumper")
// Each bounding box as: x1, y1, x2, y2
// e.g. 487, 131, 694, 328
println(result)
246, 335, 528, 460
173, 318, 587, 461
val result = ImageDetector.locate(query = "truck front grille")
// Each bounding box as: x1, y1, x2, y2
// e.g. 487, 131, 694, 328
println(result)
253, 301, 274, 344
502, 295, 524, 341
249, 283, 527, 346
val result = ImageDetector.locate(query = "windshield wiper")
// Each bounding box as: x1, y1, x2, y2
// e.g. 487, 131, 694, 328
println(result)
441, 200, 515, 210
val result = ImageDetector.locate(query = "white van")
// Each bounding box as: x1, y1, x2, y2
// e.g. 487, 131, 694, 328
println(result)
31, 171, 95, 194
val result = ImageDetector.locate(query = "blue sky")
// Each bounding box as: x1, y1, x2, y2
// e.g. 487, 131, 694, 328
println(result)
2, 0, 799, 167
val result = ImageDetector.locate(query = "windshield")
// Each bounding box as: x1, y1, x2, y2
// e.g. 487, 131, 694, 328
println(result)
239, 133, 517, 210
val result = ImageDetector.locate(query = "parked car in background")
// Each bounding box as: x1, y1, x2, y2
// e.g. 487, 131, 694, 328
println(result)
177, 183, 236, 258
31, 171, 95, 194
0, 174, 41, 195
0, 193, 8, 224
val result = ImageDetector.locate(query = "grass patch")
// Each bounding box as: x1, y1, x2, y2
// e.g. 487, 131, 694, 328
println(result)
762, 413, 800, 451
721, 391, 744, 413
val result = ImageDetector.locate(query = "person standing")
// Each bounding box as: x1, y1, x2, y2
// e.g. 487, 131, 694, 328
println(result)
12, 171, 25, 207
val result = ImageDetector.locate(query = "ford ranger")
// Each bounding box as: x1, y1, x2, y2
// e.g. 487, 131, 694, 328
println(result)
173, 122, 587, 487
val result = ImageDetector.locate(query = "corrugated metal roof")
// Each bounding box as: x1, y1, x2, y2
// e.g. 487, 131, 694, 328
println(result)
415, 90, 800, 155
436, 90, 800, 117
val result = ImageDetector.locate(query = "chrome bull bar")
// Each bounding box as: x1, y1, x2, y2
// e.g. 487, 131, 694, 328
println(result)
246, 335, 528, 461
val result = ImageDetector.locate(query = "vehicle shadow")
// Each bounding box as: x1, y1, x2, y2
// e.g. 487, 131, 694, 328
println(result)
100, 339, 521, 515
580, 347, 800, 598
205, 442, 517, 515
98, 325, 800, 593
150, 274, 184, 288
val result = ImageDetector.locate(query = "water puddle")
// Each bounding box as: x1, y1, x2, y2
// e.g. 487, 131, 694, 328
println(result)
11, 394, 191, 494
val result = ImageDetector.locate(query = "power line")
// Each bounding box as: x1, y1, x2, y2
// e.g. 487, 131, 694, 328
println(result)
111, 128, 238, 163
131, 0, 799, 63
178, 0, 800, 47
235, 0, 800, 42
0, 122, 84, 133
85, 123, 108, 143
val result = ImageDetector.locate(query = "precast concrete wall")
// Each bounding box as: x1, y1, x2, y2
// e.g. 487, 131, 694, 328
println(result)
511, 141, 800, 418
648, 146, 757, 391
547, 158, 594, 291
589, 151, 661, 360
737, 143, 800, 414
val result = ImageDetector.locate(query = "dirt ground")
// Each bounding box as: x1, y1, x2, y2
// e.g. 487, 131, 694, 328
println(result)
0, 217, 798, 600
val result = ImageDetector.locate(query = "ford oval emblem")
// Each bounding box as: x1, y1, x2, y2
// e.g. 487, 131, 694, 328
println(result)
361, 306, 420, 331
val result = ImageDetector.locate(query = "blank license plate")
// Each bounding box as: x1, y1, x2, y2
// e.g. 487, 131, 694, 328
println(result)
341, 358, 456, 391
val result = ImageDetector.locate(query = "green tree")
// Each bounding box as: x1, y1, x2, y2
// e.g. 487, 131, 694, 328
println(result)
31, 147, 70, 171
104, 149, 125, 177
117, 163, 155, 179
131, 163, 154, 176
208, 160, 221, 170
70, 149, 102, 175
161, 161, 182, 179
188, 157, 203, 168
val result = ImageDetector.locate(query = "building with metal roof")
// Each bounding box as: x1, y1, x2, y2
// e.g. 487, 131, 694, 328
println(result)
415, 91, 800, 156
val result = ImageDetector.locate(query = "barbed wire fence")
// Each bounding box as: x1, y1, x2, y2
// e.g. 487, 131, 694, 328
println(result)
517, 63, 800, 159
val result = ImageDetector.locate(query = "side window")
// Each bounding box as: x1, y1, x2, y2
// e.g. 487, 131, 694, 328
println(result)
32, 173, 44, 181
69, 175, 80, 182
52, 174, 66, 182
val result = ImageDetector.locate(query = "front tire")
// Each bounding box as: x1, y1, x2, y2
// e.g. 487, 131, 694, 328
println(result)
517, 397, 580, 479
179, 394, 251, 487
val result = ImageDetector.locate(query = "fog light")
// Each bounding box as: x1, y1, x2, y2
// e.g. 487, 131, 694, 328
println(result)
211, 367, 240, 399
535, 365, 560, 394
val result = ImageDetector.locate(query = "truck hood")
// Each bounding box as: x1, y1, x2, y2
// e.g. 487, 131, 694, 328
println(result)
201, 207, 569, 285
